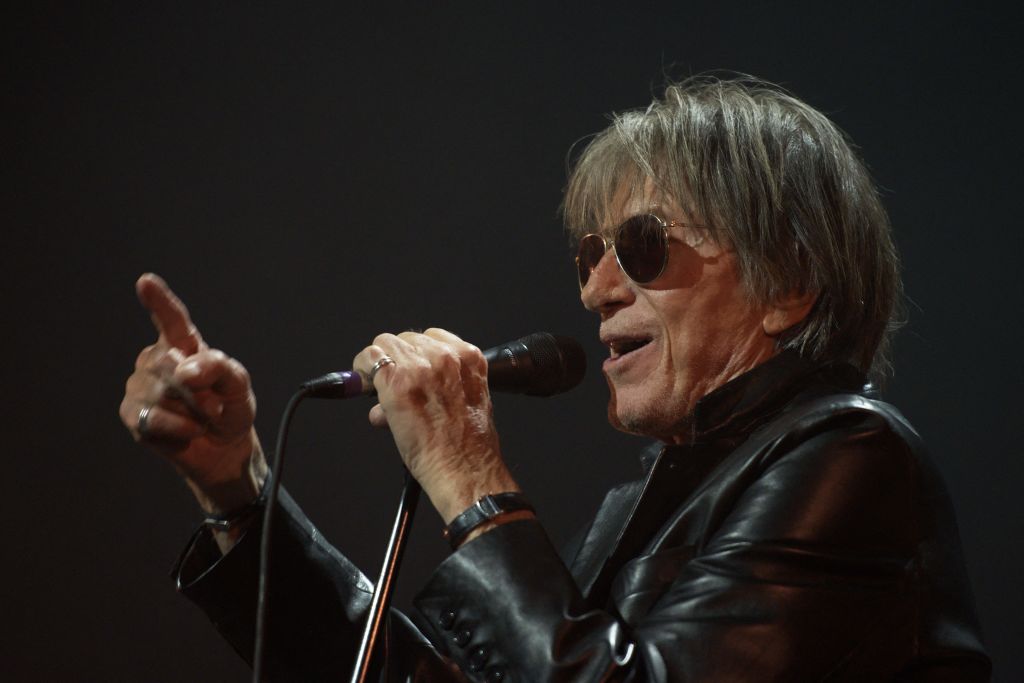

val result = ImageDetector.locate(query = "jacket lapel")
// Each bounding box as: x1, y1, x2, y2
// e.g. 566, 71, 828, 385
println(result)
581, 443, 726, 606
570, 478, 646, 598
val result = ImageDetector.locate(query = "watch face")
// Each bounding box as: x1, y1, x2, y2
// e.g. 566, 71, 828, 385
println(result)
444, 493, 533, 548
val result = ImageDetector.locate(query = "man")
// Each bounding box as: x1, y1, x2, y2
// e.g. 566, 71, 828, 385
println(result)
121, 77, 991, 680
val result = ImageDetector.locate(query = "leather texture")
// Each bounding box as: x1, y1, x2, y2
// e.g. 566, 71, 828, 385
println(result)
173, 351, 991, 681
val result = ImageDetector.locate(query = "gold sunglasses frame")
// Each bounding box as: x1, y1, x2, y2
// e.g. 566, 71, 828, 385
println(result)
575, 214, 707, 290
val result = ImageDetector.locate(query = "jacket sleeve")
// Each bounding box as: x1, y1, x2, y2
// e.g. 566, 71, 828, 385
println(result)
173, 487, 466, 682
411, 407, 992, 682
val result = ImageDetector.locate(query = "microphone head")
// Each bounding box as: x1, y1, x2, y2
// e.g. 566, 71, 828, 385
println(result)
484, 332, 587, 397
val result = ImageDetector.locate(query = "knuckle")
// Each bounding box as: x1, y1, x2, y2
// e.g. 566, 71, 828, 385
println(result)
445, 345, 462, 364
434, 345, 460, 369
118, 398, 133, 425
373, 333, 397, 347
359, 344, 385, 365
206, 348, 227, 363
228, 358, 250, 382
136, 344, 160, 368
462, 343, 484, 363
125, 368, 156, 399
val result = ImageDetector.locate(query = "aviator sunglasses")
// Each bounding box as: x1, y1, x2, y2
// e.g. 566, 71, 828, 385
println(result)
575, 213, 707, 290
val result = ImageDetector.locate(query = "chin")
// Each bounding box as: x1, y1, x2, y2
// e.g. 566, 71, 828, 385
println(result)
607, 394, 676, 440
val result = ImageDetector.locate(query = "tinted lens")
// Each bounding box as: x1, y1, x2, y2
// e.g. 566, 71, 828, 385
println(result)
576, 234, 608, 289
615, 214, 667, 283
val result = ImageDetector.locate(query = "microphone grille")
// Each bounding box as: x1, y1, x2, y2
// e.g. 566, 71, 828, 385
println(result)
521, 332, 587, 396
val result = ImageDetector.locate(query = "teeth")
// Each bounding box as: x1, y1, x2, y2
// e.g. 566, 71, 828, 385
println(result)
609, 339, 650, 357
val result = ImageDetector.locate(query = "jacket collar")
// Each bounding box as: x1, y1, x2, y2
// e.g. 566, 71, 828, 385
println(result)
578, 351, 865, 602
638, 350, 865, 472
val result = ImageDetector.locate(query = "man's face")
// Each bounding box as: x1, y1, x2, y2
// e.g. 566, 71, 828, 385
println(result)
580, 184, 778, 443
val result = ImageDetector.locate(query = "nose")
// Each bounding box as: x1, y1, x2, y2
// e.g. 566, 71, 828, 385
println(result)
581, 248, 635, 314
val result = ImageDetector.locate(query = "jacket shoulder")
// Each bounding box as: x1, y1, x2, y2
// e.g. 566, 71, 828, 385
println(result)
776, 389, 920, 442
749, 387, 933, 489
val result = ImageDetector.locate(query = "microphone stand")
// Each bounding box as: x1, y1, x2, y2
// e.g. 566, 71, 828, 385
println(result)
350, 470, 421, 683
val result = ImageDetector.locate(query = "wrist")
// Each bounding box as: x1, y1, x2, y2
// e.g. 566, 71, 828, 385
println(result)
443, 491, 535, 549
429, 464, 519, 525
457, 509, 535, 547
191, 439, 268, 555
200, 469, 272, 530
186, 434, 267, 516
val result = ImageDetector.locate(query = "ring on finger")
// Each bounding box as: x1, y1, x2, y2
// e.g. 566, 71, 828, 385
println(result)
369, 355, 396, 383
137, 405, 153, 438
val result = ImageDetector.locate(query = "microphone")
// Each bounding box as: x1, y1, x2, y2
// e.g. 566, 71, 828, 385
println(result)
301, 332, 586, 399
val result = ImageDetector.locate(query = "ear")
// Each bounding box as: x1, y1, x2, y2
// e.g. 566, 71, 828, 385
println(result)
762, 289, 817, 337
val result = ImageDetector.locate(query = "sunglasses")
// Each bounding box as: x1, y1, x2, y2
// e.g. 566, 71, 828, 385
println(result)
575, 213, 707, 290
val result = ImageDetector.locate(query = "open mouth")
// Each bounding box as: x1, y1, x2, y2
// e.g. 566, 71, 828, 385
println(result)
608, 337, 652, 359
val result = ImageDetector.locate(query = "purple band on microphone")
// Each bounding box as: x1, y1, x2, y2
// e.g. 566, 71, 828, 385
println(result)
302, 370, 364, 399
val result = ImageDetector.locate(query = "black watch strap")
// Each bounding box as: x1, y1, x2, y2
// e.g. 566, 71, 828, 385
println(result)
201, 472, 272, 532
443, 492, 534, 548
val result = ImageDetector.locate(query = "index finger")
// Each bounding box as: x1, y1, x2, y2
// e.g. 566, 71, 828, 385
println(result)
135, 273, 205, 354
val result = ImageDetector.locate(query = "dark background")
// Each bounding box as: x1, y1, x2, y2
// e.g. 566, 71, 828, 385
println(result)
6, 3, 1022, 681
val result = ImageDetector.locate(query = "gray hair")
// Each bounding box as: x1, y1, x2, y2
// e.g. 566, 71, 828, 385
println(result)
563, 75, 903, 377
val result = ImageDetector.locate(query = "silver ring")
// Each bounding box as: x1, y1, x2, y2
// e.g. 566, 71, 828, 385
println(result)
369, 355, 396, 383
137, 405, 153, 438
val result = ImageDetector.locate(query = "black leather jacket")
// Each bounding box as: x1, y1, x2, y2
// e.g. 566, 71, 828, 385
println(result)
174, 352, 991, 681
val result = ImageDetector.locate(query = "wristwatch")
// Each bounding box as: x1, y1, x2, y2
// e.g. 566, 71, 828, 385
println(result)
443, 492, 534, 548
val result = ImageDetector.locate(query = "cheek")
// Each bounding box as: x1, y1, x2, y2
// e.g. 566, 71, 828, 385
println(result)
657, 282, 763, 375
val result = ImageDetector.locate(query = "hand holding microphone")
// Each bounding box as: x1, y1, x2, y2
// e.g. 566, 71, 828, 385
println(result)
301, 332, 586, 398
344, 329, 583, 524
297, 330, 584, 524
